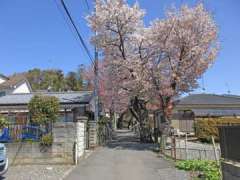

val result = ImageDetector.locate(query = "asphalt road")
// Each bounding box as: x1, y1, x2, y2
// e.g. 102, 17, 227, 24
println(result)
65, 130, 189, 180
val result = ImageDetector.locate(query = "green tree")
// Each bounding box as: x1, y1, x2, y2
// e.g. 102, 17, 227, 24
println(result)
65, 65, 85, 91
28, 95, 59, 133
26, 69, 65, 91
65, 71, 79, 91
24, 65, 86, 92
26, 68, 42, 90
40, 70, 65, 91
76, 64, 85, 89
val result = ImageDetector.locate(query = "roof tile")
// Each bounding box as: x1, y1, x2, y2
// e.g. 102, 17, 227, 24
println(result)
0, 91, 93, 105
176, 94, 240, 105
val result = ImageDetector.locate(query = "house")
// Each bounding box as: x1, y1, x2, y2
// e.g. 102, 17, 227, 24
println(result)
0, 74, 8, 84
0, 74, 32, 95
0, 91, 94, 124
172, 94, 240, 133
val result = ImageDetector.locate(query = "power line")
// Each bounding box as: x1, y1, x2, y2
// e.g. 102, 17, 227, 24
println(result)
56, 0, 99, 122
53, 0, 96, 73
59, 0, 94, 64
84, 0, 90, 11
53, 0, 86, 53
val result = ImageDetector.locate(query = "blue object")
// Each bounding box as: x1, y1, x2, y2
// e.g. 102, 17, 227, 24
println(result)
0, 128, 11, 142
21, 125, 44, 141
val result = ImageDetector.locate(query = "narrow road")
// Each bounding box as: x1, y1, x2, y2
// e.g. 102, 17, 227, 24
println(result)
65, 130, 189, 180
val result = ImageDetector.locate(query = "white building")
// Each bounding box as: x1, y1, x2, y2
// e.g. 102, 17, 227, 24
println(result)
0, 74, 8, 84
0, 74, 32, 95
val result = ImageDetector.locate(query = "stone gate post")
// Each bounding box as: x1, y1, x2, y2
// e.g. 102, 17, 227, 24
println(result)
75, 116, 88, 158
88, 121, 98, 149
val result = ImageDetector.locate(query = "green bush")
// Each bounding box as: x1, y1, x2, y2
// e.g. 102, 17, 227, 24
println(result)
194, 118, 240, 142
40, 134, 53, 146
176, 160, 220, 180
98, 116, 110, 125
97, 116, 110, 145
0, 115, 8, 129
28, 95, 59, 133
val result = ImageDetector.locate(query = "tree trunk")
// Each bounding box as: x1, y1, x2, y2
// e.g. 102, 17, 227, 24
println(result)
109, 109, 115, 129
129, 96, 153, 143
157, 95, 173, 151
117, 111, 125, 129
45, 121, 53, 134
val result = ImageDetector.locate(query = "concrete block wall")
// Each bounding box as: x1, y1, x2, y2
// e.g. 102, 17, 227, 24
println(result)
53, 122, 76, 155
88, 121, 98, 149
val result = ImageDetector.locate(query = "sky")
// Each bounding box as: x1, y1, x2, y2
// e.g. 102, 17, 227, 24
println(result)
0, 0, 240, 95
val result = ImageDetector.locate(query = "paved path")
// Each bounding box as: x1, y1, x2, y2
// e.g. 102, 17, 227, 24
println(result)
65, 130, 189, 180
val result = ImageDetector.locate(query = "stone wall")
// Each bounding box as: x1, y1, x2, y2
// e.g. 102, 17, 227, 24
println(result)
6, 122, 78, 165
5, 118, 93, 165
6, 142, 73, 165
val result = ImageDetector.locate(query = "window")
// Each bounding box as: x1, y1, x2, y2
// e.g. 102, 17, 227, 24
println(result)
0, 91, 6, 97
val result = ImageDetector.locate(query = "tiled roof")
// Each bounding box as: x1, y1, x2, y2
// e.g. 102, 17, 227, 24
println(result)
192, 109, 240, 117
0, 74, 27, 90
176, 94, 240, 105
0, 91, 93, 105
0, 74, 8, 80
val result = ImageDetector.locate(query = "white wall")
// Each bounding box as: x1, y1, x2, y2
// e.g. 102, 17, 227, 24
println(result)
0, 77, 6, 84
12, 82, 31, 94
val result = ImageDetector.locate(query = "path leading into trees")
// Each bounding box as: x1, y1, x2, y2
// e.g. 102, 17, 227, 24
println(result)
65, 129, 189, 180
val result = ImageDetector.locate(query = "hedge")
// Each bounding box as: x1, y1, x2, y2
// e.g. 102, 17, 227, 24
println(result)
194, 118, 240, 142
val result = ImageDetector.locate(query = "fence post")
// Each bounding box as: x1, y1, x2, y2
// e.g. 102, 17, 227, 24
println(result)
178, 139, 182, 160
171, 136, 173, 158
73, 141, 78, 165
173, 136, 176, 161
204, 149, 207, 160
160, 134, 166, 154
185, 133, 188, 160
211, 136, 219, 164
198, 149, 201, 160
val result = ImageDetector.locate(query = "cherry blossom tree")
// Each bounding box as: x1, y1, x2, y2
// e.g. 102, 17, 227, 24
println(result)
84, 58, 129, 118
87, 0, 218, 142
146, 4, 218, 122
87, 0, 145, 108
87, 0, 153, 142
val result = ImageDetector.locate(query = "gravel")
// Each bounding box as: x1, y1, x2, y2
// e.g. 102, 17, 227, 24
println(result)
2, 165, 74, 180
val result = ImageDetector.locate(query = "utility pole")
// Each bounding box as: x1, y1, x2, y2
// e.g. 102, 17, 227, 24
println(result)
59, 0, 99, 122
94, 0, 99, 122
94, 46, 99, 122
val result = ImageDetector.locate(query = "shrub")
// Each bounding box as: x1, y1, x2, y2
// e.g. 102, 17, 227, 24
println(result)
98, 116, 110, 125
40, 134, 53, 146
195, 118, 240, 142
97, 116, 111, 145
0, 115, 8, 129
28, 95, 59, 133
176, 160, 220, 180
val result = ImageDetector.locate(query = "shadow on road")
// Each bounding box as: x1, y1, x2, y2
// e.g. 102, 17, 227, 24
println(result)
107, 129, 158, 151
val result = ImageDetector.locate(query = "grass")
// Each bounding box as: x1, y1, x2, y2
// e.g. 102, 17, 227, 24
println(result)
176, 160, 221, 180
